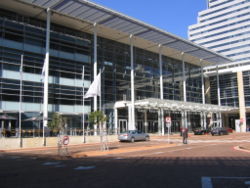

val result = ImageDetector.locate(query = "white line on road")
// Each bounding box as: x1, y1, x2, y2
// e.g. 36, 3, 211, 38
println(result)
42, 162, 61, 166
74, 166, 96, 170
201, 177, 213, 188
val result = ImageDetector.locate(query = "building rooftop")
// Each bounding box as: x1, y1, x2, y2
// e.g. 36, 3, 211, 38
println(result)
3, 0, 233, 66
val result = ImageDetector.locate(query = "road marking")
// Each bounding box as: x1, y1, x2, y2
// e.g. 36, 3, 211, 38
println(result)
245, 181, 250, 185
202, 176, 250, 188
42, 162, 61, 166
74, 166, 95, 170
201, 177, 213, 188
114, 157, 124, 160
9, 156, 21, 159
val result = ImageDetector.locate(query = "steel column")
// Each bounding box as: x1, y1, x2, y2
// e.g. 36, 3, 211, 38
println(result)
130, 35, 135, 130
159, 45, 163, 100
182, 53, 186, 102
43, 8, 51, 146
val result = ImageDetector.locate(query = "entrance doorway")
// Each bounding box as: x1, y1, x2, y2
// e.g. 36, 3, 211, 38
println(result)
136, 120, 143, 132
148, 121, 158, 133
118, 119, 127, 133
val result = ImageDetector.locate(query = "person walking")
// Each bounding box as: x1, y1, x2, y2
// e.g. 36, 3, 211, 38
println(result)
182, 128, 188, 144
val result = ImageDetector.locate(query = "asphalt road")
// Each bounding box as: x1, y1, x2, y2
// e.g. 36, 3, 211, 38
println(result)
0, 133, 250, 188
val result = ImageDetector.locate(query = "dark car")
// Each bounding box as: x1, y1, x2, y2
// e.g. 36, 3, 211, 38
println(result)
193, 128, 210, 135
211, 127, 228, 136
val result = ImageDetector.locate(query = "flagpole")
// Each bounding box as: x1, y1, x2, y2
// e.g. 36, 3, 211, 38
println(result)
19, 55, 23, 148
82, 66, 86, 143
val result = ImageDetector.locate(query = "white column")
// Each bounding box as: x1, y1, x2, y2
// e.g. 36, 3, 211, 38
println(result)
161, 109, 164, 135
158, 109, 161, 135
182, 53, 187, 129
93, 23, 98, 111
203, 112, 207, 129
200, 59, 205, 104
43, 8, 51, 146
216, 65, 221, 106
114, 108, 118, 134
19, 55, 23, 147
219, 112, 222, 127
130, 35, 135, 130
200, 112, 203, 128
144, 110, 148, 133
184, 111, 188, 129
159, 45, 163, 100
93, 23, 98, 135
182, 53, 186, 102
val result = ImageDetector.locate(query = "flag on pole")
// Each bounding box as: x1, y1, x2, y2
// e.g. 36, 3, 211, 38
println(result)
41, 61, 46, 81
19, 58, 23, 73
84, 72, 101, 99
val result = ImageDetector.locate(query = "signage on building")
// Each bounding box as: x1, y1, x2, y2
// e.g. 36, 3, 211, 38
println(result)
165, 116, 171, 123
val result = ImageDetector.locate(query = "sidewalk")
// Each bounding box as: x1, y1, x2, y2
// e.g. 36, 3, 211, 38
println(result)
72, 143, 177, 158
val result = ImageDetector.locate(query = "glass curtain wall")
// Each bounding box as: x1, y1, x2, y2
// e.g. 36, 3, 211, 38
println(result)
97, 37, 130, 131
0, 9, 92, 135
243, 71, 250, 106
210, 73, 238, 107
134, 47, 160, 99
162, 56, 182, 100
186, 64, 202, 103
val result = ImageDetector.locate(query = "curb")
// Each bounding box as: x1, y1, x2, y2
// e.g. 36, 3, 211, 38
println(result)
0, 141, 117, 153
233, 146, 250, 153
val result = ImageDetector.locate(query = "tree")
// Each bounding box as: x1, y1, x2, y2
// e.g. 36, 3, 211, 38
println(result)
48, 113, 67, 135
88, 110, 108, 150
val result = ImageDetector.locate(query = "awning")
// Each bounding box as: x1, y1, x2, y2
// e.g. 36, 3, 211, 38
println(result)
2, 0, 233, 66
115, 98, 234, 113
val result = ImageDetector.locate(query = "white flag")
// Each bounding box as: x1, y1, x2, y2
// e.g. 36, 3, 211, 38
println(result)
84, 73, 101, 99
41, 61, 46, 81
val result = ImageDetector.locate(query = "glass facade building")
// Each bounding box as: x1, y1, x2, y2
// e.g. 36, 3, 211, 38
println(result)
189, 0, 250, 64
189, 0, 250, 131
0, 0, 233, 138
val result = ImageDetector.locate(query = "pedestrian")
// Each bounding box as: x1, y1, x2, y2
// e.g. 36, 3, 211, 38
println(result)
182, 128, 188, 144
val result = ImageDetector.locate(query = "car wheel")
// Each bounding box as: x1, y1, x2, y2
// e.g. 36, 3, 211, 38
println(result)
131, 137, 135, 143
145, 136, 150, 141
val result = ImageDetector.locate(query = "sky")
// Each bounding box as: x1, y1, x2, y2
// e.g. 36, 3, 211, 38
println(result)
89, 0, 207, 39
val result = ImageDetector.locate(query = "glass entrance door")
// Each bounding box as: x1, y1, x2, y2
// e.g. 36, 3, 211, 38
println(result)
118, 119, 127, 133
136, 120, 143, 132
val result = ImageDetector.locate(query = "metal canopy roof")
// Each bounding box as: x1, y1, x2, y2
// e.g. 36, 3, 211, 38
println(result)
115, 98, 234, 113
11, 0, 232, 65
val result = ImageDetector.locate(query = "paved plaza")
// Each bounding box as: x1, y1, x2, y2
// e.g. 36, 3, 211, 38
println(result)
0, 133, 250, 188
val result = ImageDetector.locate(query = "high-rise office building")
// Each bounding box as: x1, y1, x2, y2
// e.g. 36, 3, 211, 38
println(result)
189, 0, 250, 131
189, 0, 250, 64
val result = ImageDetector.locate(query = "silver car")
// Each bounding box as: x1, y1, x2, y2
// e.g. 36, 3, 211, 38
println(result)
118, 130, 150, 142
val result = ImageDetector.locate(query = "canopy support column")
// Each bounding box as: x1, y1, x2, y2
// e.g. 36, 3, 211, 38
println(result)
203, 112, 207, 129
159, 45, 163, 100
216, 65, 221, 107
130, 35, 135, 130
43, 8, 51, 146
93, 23, 98, 135
114, 107, 118, 134
161, 109, 164, 135
144, 110, 148, 133
182, 53, 186, 102
200, 59, 205, 104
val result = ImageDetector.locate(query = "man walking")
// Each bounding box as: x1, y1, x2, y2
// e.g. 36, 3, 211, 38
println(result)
182, 128, 188, 144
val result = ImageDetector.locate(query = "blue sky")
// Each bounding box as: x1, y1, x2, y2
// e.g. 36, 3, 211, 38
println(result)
90, 0, 207, 39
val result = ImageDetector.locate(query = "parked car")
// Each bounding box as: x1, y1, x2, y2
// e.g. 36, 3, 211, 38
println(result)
193, 128, 210, 135
118, 130, 150, 142
211, 127, 228, 136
